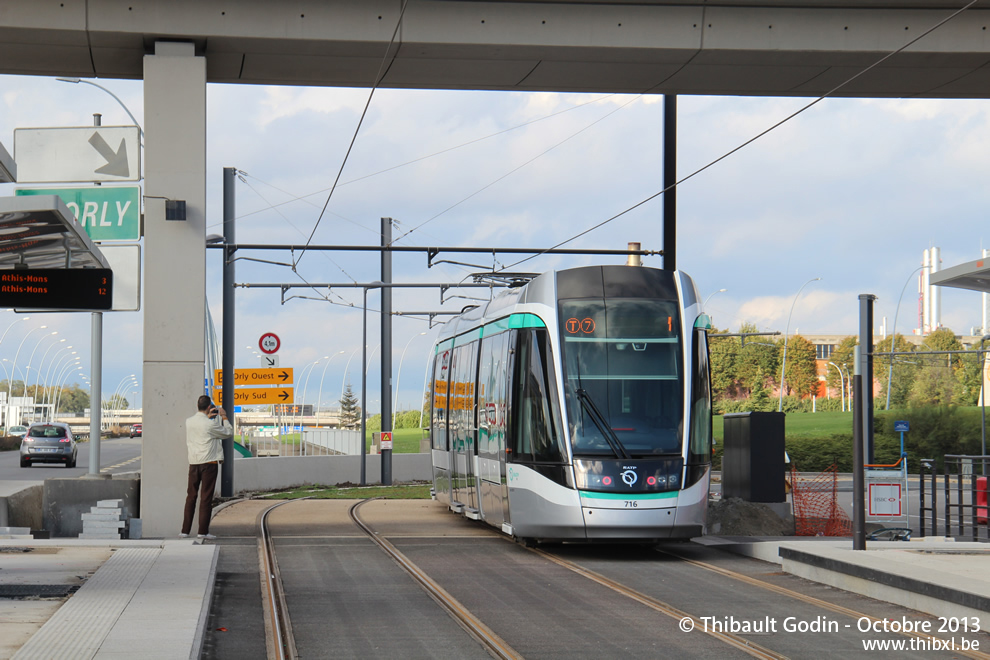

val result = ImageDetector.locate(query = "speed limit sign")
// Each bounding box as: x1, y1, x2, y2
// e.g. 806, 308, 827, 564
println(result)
259, 332, 280, 355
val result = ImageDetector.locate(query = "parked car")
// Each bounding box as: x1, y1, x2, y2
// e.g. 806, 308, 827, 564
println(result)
7, 425, 28, 438
130, 423, 142, 438
20, 422, 77, 468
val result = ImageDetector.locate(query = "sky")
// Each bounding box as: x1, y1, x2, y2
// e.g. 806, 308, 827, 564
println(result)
1, 74, 988, 414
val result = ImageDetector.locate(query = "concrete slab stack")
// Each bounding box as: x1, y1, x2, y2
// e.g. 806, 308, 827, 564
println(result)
78, 499, 127, 540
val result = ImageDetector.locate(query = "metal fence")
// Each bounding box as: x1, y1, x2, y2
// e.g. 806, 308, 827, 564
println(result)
302, 428, 362, 456
240, 428, 363, 457
918, 454, 989, 542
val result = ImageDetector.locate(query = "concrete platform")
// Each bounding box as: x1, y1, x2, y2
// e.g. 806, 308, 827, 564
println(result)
697, 535, 990, 631
1, 538, 218, 660
3, 502, 988, 658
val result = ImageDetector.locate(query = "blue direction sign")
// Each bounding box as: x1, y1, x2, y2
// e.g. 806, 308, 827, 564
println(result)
16, 186, 140, 241
894, 420, 910, 433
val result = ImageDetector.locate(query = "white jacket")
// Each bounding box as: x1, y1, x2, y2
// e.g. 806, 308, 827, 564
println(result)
185, 411, 233, 464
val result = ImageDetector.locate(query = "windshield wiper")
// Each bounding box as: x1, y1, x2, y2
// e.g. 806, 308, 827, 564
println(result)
576, 388, 630, 459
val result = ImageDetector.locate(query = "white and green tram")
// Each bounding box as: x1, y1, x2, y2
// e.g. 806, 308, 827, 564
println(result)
428, 264, 713, 543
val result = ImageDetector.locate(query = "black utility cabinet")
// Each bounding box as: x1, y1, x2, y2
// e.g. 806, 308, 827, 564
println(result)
722, 411, 785, 503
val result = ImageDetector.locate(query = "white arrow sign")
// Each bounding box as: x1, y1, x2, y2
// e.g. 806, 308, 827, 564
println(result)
14, 126, 141, 183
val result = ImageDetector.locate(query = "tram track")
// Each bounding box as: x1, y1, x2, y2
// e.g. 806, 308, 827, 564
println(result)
654, 547, 990, 660
529, 546, 789, 660
257, 497, 522, 660
253, 497, 989, 660
259, 498, 306, 660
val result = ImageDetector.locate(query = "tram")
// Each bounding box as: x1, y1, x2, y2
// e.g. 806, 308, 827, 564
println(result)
428, 263, 713, 543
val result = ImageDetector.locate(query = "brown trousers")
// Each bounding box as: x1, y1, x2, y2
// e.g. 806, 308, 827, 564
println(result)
182, 462, 219, 535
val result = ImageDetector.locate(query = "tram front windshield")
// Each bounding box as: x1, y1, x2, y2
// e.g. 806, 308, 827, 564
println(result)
559, 299, 683, 457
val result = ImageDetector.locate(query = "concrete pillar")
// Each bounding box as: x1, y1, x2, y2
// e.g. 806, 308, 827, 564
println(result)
141, 42, 207, 538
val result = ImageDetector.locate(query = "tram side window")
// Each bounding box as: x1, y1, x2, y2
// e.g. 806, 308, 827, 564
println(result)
511, 329, 565, 464
477, 331, 509, 457
432, 348, 452, 451
449, 340, 479, 454
688, 328, 712, 465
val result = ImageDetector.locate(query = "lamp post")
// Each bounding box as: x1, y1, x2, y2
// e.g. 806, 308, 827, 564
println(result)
7, 325, 47, 425
42, 347, 74, 416
33, 338, 66, 406
0, 316, 30, 347
53, 365, 85, 418
24, 332, 58, 411
50, 359, 81, 420
365, 343, 381, 376
827, 362, 846, 412
106, 375, 138, 427
980, 334, 990, 465
56, 78, 144, 140
393, 332, 428, 428
8, 325, 47, 398
703, 288, 727, 308
315, 351, 347, 428
340, 346, 362, 418
296, 359, 323, 433
44, 352, 77, 418
778, 278, 820, 412
885, 265, 926, 410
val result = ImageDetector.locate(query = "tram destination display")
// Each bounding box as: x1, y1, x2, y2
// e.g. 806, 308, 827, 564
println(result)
0, 268, 113, 310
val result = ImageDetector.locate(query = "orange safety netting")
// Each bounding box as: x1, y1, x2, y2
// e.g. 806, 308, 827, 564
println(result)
790, 464, 853, 537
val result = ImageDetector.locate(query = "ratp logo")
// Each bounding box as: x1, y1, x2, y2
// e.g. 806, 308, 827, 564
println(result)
620, 469, 638, 486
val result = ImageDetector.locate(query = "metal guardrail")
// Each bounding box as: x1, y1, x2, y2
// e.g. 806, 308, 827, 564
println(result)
919, 455, 989, 542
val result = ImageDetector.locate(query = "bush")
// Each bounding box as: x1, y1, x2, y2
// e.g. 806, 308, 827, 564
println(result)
0, 435, 20, 451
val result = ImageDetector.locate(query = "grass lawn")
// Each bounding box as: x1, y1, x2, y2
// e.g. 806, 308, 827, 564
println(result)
261, 483, 432, 499
714, 410, 854, 442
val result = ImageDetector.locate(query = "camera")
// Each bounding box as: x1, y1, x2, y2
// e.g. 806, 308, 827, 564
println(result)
208, 405, 218, 418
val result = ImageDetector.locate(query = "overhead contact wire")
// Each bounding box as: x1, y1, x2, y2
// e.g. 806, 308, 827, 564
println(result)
498, 0, 980, 273
294, 0, 410, 269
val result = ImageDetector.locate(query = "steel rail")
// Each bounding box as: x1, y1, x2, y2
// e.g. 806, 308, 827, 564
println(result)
656, 548, 990, 660
349, 499, 523, 660
260, 499, 308, 660
529, 547, 788, 660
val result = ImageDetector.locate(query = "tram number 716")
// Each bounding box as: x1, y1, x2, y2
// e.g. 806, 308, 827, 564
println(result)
624, 501, 638, 508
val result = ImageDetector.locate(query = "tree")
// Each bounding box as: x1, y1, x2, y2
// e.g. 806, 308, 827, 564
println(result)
338, 382, 360, 429
909, 367, 962, 406
736, 323, 779, 394
874, 334, 918, 408
782, 335, 819, 398
56, 384, 89, 413
907, 328, 966, 406
104, 394, 129, 410
708, 326, 740, 399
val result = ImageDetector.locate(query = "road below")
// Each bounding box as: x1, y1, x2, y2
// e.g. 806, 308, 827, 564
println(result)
0, 436, 142, 483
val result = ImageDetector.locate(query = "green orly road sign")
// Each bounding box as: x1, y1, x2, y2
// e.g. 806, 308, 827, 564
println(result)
16, 186, 140, 241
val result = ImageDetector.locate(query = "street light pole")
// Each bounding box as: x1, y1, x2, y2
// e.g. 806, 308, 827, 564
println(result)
778, 278, 821, 412
393, 332, 427, 428
56, 78, 144, 140
24, 332, 58, 422
315, 351, 346, 429
827, 361, 846, 412
885, 265, 925, 410
8, 325, 47, 425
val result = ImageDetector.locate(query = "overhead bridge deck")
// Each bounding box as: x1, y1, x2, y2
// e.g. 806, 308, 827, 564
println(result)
3, 0, 990, 98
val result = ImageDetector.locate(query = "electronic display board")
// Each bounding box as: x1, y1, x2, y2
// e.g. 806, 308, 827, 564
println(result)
0, 268, 113, 311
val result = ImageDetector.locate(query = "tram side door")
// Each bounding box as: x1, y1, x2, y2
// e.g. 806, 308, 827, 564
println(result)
431, 346, 453, 505
499, 330, 516, 527
450, 340, 479, 513
477, 331, 508, 529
